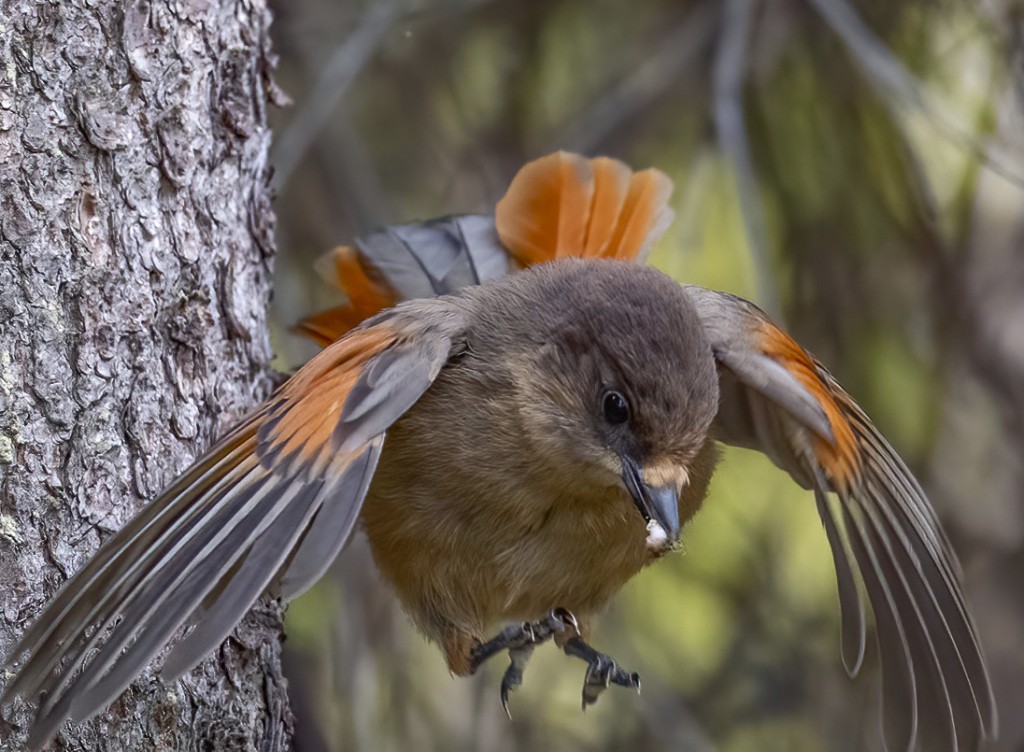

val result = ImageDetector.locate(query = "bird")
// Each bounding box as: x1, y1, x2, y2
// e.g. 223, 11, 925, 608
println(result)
1, 151, 996, 751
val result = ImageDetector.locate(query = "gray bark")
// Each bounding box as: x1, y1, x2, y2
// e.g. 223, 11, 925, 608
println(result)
0, 0, 292, 749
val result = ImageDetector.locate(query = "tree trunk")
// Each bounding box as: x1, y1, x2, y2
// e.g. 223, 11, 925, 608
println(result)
0, 1, 291, 749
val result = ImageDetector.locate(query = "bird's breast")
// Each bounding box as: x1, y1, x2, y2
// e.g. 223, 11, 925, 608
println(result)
485, 490, 658, 620
361, 434, 656, 640
357, 347, 674, 643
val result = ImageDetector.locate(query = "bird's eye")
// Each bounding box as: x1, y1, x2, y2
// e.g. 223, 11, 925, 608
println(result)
602, 390, 630, 425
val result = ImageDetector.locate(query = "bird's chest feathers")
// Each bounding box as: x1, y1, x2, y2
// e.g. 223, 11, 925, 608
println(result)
490, 490, 657, 620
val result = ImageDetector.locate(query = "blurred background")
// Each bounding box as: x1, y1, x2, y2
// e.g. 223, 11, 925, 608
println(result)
263, 1, 1024, 750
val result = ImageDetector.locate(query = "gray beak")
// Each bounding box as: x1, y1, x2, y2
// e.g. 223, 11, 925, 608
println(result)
622, 457, 681, 541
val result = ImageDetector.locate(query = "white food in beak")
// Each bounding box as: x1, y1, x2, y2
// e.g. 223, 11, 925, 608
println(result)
645, 518, 670, 551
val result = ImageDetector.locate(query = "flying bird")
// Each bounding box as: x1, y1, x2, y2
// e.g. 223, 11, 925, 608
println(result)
2, 152, 996, 750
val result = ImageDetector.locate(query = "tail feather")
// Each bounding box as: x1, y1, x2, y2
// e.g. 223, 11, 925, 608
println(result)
609, 168, 675, 261
294, 216, 507, 345
582, 157, 632, 257
295, 152, 675, 348
495, 151, 675, 266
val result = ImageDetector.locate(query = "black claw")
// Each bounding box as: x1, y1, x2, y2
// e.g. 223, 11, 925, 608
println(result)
472, 608, 584, 716
469, 610, 639, 715
472, 609, 579, 674
563, 636, 641, 709
552, 607, 580, 636
500, 644, 534, 719
500, 680, 514, 719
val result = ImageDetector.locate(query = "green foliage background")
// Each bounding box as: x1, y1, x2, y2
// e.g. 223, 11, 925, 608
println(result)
266, 1, 1024, 749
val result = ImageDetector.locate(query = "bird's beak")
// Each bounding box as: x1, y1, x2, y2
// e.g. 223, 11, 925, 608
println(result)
622, 457, 681, 542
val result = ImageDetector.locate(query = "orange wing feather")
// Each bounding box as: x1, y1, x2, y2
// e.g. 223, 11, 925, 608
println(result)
757, 321, 863, 492
262, 326, 399, 468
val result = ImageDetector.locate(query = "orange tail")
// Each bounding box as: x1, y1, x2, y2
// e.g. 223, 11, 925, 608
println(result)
295, 152, 675, 347
292, 245, 397, 347
494, 151, 674, 266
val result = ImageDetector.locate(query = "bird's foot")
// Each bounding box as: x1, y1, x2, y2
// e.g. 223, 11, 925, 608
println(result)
469, 608, 640, 715
562, 635, 641, 709
469, 608, 581, 717
499, 643, 533, 718
469, 607, 579, 669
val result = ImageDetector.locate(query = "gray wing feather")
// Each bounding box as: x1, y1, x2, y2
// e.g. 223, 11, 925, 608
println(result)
29, 462, 305, 744
686, 284, 996, 752
336, 304, 466, 453
67, 478, 324, 723
6, 301, 469, 748
685, 286, 833, 444
159, 442, 381, 683
275, 438, 383, 601
457, 214, 512, 282
814, 487, 867, 676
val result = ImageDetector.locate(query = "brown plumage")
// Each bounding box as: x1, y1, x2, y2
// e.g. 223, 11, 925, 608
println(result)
363, 260, 719, 675
2, 152, 995, 752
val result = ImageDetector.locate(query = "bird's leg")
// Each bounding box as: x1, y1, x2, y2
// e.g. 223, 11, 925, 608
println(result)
470, 608, 577, 717
469, 607, 640, 715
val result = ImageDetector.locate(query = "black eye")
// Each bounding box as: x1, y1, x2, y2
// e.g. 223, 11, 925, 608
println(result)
602, 390, 630, 425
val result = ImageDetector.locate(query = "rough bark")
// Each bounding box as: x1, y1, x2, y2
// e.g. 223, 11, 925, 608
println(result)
0, 0, 291, 749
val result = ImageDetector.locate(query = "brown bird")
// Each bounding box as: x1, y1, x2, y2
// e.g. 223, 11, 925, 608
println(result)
2, 152, 996, 751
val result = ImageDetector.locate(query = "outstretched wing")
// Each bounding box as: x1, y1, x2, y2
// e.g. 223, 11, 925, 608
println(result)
3, 298, 468, 748
295, 151, 675, 345
684, 286, 996, 752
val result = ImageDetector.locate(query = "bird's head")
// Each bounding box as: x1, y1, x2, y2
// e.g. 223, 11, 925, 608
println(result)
473, 258, 720, 549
